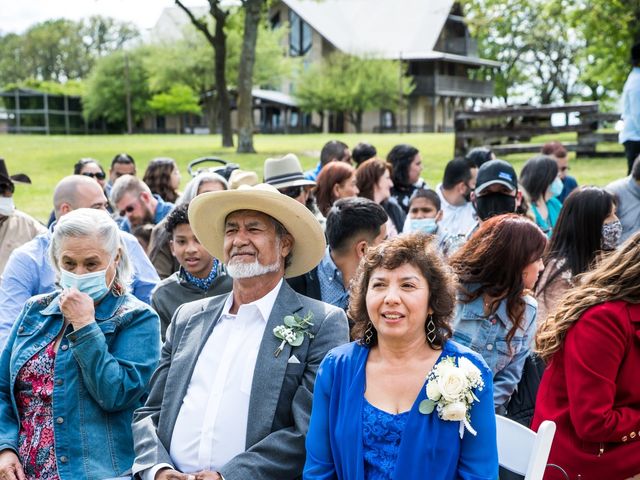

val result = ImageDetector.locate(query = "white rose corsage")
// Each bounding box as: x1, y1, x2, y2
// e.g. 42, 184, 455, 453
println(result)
273, 311, 314, 357
419, 356, 484, 438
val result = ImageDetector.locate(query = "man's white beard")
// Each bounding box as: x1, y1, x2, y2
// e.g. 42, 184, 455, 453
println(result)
226, 258, 281, 279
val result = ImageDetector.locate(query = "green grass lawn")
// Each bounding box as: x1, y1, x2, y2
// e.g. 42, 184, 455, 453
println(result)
0, 132, 628, 223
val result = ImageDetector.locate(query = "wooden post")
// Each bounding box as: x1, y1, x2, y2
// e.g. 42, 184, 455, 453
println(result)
64, 95, 70, 134
14, 90, 21, 133
43, 93, 50, 135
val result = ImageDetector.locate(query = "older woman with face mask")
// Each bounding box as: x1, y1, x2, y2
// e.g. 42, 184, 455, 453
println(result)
0, 208, 160, 480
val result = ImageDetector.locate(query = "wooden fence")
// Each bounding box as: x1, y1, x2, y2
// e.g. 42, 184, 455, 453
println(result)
454, 102, 623, 159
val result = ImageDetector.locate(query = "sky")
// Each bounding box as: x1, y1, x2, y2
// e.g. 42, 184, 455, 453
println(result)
0, 0, 206, 34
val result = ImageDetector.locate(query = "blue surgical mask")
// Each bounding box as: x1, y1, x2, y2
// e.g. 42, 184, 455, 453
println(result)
60, 266, 113, 302
549, 177, 564, 198
404, 217, 438, 234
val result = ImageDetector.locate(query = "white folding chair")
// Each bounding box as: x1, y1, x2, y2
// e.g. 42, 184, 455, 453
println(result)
496, 416, 556, 480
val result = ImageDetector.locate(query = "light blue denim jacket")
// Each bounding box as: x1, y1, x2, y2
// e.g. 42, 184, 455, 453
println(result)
451, 286, 537, 412
0, 290, 160, 480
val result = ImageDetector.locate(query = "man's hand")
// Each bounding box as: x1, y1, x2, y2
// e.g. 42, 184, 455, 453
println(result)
0, 449, 26, 480
59, 288, 95, 330
155, 469, 221, 480
194, 471, 222, 480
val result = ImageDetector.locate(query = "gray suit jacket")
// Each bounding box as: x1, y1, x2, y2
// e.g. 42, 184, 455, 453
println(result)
131, 281, 349, 479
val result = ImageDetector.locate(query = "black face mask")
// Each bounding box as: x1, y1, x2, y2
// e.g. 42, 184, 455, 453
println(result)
474, 192, 517, 221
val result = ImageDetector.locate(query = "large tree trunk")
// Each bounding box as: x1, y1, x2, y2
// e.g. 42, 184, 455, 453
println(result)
205, 94, 219, 133
175, 0, 233, 147
236, 0, 264, 153
213, 12, 234, 147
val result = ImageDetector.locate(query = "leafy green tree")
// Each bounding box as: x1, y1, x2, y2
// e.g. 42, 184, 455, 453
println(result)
83, 49, 150, 129
81, 16, 139, 58
0, 16, 139, 89
144, 13, 292, 139
147, 84, 202, 133
0, 33, 29, 84
565, 0, 640, 104
18, 19, 90, 81
294, 53, 413, 133
175, 0, 235, 148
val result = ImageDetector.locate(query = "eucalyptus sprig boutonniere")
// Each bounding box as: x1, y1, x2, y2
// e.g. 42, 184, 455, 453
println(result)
273, 311, 314, 357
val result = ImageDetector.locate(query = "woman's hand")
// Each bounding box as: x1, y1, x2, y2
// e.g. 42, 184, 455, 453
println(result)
0, 449, 26, 480
59, 288, 95, 330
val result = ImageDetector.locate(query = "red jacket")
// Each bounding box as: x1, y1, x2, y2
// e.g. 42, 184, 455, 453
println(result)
531, 301, 640, 480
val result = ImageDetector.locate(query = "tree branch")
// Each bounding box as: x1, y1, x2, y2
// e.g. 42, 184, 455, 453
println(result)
175, 0, 216, 45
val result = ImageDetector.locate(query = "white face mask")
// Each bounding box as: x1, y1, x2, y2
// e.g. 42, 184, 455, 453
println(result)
0, 196, 15, 216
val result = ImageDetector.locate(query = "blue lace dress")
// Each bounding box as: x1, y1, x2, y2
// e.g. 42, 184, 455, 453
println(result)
362, 398, 411, 480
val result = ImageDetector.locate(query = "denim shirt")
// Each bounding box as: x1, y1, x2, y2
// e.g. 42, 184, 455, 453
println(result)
0, 227, 159, 350
0, 290, 160, 480
451, 287, 537, 412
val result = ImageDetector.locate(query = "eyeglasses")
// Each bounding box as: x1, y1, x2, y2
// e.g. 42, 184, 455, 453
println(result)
279, 186, 303, 198
119, 205, 136, 217
82, 172, 106, 180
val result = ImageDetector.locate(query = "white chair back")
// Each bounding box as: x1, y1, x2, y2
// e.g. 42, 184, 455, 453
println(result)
496, 416, 556, 480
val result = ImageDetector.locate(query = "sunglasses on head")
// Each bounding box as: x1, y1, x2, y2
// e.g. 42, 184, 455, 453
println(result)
82, 172, 106, 180
280, 185, 303, 198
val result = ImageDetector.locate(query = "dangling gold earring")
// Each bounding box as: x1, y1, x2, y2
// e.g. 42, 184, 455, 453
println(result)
426, 314, 437, 346
364, 321, 374, 345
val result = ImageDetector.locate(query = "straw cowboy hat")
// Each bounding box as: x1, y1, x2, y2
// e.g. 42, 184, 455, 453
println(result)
188, 183, 325, 278
0, 158, 31, 190
263, 154, 316, 189
228, 169, 259, 190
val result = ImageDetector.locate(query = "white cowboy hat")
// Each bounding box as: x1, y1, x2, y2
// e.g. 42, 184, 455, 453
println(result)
188, 183, 325, 278
263, 153, 316, 189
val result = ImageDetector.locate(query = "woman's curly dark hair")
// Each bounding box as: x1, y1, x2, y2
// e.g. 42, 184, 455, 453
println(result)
349, 233, 456, 349
143, 157, 179, 203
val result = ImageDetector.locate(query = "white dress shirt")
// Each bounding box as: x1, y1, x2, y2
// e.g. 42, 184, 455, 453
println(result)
144, 280, 283, 479
436, 183, 478, 238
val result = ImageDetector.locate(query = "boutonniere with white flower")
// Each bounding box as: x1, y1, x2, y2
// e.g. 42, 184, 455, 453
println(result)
273, 311, 314, 357
419, 356, 484, 438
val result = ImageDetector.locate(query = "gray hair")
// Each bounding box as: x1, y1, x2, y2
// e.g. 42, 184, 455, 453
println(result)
49, 208, 133, 289
178, 172, 229, 206
110, 174, 151, 205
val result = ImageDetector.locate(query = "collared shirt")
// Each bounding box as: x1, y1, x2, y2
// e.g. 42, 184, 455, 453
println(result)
0, 209, 46, 273
436, 184, 478, 241
304, 161, 322, 181
145, 279, 283, 478
120, 194, 174, 233
620, 67, 640, 143
317, 247, 349, 310
0, 226, 159, 349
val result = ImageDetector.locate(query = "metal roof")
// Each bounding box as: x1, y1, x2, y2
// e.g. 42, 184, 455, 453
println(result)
280, 0, 497, 66
252, 88, 298, 107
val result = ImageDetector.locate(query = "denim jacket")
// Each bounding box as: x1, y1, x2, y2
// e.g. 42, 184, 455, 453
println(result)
451, 286, 537, 412
0, 290, 160, 480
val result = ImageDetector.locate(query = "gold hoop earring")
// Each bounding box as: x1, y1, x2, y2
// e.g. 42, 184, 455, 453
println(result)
426, 314, 437, 346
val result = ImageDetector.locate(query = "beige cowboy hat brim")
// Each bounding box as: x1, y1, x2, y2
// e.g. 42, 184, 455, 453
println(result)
188, 183, 326, 278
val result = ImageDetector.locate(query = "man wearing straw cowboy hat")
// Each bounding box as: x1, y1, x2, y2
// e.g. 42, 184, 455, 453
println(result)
132, 184, 349, 480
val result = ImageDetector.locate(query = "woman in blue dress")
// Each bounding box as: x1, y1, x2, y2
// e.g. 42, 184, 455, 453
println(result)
304, 234, 498, 480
